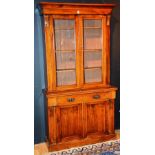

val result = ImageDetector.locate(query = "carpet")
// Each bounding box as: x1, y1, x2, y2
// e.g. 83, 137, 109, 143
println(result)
49, 140, 120, 155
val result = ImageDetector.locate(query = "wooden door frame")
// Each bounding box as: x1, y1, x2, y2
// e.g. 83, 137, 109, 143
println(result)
50, 15, 80, 91
78, 15, 108, 89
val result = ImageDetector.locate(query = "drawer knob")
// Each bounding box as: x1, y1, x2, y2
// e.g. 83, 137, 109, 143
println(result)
67, 98, 75, 102
93, 95, 100, 99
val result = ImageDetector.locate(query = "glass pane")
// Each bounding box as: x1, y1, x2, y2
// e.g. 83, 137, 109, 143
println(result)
83, 19, 103, 84
56, 51, 75, 70
55, 30, 75, 50
57, 70, 76, 86
85, 68, 102, 83
54, 20, 74, 29
54, 19, 76, 86
84, 28, 102, 50
84, 19, 102, 28
84, 50, 102, 68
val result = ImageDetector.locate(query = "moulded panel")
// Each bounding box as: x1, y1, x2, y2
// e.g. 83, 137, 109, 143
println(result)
57, 104, 82, 141
85, 68, 102, 83
57, 70, 76, 86
86, 103, 106, 134
60, 106, 78, 138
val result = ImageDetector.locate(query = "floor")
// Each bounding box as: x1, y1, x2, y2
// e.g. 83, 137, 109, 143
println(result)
34, 130, 120, 155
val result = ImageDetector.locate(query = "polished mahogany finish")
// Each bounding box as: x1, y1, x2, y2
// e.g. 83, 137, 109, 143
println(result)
40, 2, 117, 151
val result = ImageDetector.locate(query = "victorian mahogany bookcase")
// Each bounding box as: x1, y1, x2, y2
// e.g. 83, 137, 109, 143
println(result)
39, 2, 117, 151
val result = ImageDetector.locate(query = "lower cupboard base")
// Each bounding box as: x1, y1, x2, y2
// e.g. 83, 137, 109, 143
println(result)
48, 134, 116, 152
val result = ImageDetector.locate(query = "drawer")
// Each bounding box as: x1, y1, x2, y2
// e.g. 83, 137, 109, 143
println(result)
57, 95, 83, 105
83, 91, 116, 103
48, 95, 81, 106
48, 91, 116, 106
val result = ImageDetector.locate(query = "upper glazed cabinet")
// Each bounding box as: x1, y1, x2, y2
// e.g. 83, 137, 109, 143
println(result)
41, 3, 115, 92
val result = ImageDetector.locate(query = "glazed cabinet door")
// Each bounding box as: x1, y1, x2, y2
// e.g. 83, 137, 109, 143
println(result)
83, 18, 103, 84
78, 15, 107, 88
54, 18, 76, 87
44, 15, 80, 91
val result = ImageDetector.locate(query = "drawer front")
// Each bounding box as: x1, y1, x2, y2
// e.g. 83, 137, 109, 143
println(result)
57, 95, 83, 105
48, 96, 81, 106
47, 91, 116, 106
84, 91, 116, 103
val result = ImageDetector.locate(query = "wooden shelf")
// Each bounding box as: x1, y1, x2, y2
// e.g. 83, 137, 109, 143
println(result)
56, 68, 76, 71
84, 67, 102, 70
56, 49, 101, 52
84, 49, 102, 51
56, 50, 75, 52
84, 27, 101, 29
55, 28, 74, 30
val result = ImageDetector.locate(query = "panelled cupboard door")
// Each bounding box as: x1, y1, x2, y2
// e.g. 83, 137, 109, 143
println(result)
55, 104, 82, 142
83, 100, 114, 137
48, 15, 81, 91
84, 102, 106, 137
